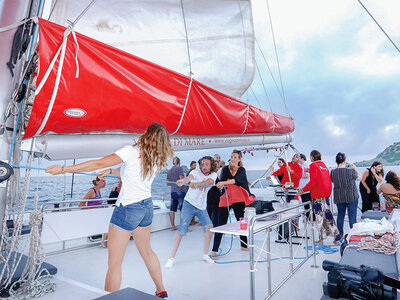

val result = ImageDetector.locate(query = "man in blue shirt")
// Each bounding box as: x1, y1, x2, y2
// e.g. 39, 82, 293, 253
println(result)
167, 157, 186, 230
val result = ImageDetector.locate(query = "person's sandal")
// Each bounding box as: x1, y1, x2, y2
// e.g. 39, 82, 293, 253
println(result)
156, 291, 168, 299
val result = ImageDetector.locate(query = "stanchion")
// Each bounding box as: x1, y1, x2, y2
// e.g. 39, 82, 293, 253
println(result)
288, 218, 293, 274
266, 229, 272, 295
310, 209, 319, 269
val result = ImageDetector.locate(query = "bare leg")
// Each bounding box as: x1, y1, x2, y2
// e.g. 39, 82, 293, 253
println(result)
204, 227, 212, 255
133, 225, 165, 293
211, 251, 219, 260
170, 233, 183, 259
102, 233, 108, 248
190, 216, 198, 225
104, 226, 131, 292
169, 211, 177, 230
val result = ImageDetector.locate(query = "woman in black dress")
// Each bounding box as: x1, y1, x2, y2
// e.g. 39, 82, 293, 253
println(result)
360, 161, 384, 212
211, 150, 251, 258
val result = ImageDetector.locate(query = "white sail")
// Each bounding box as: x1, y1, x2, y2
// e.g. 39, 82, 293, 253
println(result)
48, 0, 255, 99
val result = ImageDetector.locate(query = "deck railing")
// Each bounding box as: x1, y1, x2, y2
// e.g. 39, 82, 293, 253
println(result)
247, 201, 317, 300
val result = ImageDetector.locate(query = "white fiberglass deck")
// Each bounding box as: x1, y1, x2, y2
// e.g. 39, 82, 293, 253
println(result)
44, 222, 341, 300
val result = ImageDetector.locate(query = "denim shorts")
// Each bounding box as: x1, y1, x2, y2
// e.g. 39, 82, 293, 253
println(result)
170, 192, 186, 212
110, 198, 153, 232
178, 200, 213, 236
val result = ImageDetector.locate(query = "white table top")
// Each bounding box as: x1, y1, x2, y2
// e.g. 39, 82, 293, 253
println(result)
210, 218, 278, 236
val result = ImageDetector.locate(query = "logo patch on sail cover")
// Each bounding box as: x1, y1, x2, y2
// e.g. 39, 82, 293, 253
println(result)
64, 108, 87, 118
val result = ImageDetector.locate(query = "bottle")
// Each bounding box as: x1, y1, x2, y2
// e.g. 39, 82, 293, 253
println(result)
244, 207, 256, 221
379, 196, 386, 212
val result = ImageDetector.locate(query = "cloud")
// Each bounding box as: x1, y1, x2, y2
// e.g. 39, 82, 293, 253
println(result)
332, 22, 400, 76
324, 115, 346, 137
385, 124, 399, 132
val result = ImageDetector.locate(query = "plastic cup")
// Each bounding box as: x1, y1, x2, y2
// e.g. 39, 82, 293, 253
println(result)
240, 217, 248, 230
372, 202, 379, 212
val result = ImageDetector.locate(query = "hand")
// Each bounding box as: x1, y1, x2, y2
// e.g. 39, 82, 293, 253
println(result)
367, 188, 371, 194
297, 189, 304, 196
216, 182, 224, 189
268, 166, 275, 171
98, 169, 111, 178
286, 165, 292, 173
189, 182, 197, 189
266, 176, 271, 181
46, 165, 63, 175
177, 179, 184, 187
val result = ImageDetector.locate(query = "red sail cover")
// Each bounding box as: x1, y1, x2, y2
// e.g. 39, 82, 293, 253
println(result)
24, 19, 294, 139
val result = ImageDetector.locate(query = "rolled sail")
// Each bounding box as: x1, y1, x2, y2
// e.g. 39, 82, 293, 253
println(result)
23, 18, 294, 140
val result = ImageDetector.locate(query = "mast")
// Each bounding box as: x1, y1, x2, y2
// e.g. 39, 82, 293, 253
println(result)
0, 0, 38, 231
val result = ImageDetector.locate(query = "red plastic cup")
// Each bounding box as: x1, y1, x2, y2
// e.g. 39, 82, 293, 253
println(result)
240, 217, 248, 230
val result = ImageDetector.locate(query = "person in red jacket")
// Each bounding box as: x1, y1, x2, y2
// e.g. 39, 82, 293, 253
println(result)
269, 154, 303, 198
298, 150, 340, 245
268, 154, 303, 238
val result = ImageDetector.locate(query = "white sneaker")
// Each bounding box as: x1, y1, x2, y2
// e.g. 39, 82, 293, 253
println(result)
165, 258, 174, 268
203, 254, 215, 264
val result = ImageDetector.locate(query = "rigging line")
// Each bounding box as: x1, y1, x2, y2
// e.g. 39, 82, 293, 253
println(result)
7, 101, 24, 164
241, 91, 250, 135
236, 0, 249, 97
254, 60, 273, 112
71, 0, 97, 27
48, 0, 59, 19
255, 38, 284, 101
266, 0, 290, 116
357, 0, 400, 53
249, 86, 262, 108
171, 76, 194, 135
180, 0, 193, 75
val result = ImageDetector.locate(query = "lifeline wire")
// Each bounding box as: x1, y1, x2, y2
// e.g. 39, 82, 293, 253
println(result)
266, 0, 289, 115
357, 0, 400, 53
8, 164, 195, 188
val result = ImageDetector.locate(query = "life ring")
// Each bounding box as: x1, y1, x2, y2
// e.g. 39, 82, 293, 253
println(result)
0, 161, 14, 183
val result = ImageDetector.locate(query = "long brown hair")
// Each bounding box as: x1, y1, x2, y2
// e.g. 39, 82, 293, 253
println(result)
386, 171, 400, 190
229, 149, 243, 168
137, 122, 174, 180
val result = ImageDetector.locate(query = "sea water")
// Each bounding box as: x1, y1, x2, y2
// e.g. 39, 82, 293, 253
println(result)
20, 166, 400, 212
20, 170, 268, 211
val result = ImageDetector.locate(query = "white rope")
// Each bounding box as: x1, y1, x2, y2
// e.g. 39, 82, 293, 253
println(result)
253, 231, 268, 270
34, 24, 80, 136
0, 17, 37, 33
5, 138, 55, 299
241, 101, 250, 135
71, 29, 80, 78
171, 76, 194, 135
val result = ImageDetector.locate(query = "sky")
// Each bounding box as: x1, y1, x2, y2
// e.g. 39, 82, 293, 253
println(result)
174, 0, 400, 169
2, 0, 400, 171
242, 0, 400, 167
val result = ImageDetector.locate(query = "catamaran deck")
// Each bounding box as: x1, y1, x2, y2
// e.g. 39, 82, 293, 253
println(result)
43, 223, 341, 300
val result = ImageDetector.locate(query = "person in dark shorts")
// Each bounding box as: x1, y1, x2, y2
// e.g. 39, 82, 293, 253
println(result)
167, 157, 186, 231
46, 123, 172, 298
108, 179, 122, 205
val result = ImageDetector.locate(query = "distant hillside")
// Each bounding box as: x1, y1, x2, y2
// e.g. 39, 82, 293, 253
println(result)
355, 142, 400, 167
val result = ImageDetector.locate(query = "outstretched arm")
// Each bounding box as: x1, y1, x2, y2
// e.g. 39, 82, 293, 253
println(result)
46, 154, 122, 175
177, 174, 194, 186
189, 178, 214, 189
